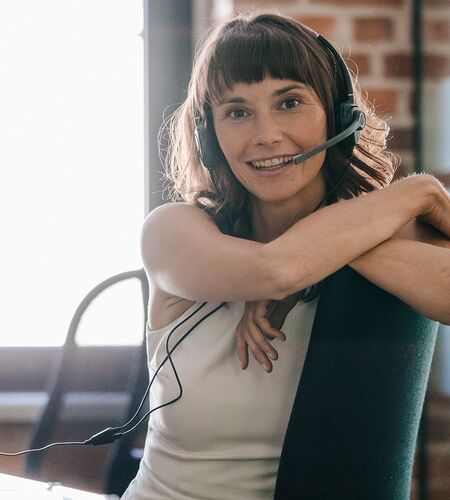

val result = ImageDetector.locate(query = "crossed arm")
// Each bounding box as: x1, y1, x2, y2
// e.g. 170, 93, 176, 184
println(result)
236, 219, 450, 372
348, 219, 450, 325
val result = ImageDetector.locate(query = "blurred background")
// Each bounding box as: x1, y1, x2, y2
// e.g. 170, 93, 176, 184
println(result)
0, 0, 448, 498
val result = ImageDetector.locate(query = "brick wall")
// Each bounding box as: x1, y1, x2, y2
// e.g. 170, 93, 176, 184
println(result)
216, 0, 450, 182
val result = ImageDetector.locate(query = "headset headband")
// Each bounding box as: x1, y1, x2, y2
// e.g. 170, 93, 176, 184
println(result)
316, 35, 354, 103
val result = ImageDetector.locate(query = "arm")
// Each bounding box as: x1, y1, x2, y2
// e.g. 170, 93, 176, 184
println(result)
263, 174, 442, 299
143, 175, 443, 305
236, 226, 450, 372
236, 180, 450, 371
349, 220, 450, 325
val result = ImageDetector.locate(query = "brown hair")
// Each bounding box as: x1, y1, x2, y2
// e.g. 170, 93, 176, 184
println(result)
160, 10, 400, 302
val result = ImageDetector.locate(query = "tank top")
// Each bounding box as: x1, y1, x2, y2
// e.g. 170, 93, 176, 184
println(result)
121, 296, 319, 499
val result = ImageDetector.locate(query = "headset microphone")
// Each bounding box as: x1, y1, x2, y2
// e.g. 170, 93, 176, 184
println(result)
292, 110, 366, 165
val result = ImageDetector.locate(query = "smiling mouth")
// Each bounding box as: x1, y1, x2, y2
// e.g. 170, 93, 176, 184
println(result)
247, 156, 293, 170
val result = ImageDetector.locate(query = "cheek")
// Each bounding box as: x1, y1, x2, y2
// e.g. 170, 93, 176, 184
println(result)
215, 125, 245, 163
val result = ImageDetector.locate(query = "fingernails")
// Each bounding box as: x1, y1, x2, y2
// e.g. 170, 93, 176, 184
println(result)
268, 352, 277, 360
263, 364, 271, 372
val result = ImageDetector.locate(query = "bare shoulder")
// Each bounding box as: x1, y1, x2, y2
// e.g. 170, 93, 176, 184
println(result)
142, 203, 209, 331
140, 201, 219, 274
142, 202, 216, 232
140, 200, 282, 308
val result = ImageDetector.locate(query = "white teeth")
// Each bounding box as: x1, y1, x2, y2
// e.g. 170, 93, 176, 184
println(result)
251, 156, 292, 168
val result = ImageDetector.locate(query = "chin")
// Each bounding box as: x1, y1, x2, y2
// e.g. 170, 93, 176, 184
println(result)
251, 190, 300, 205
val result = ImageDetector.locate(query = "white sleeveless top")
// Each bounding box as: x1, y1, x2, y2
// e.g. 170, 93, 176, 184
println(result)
121, 296, 319, 500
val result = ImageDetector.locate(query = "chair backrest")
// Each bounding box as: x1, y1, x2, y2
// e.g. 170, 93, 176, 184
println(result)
25, 268, 149, 485
274, 265, 439, 499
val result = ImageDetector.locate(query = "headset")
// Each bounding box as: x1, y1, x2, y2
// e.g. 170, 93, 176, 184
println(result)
194, 34, 366, 211
0, 32, 366, 458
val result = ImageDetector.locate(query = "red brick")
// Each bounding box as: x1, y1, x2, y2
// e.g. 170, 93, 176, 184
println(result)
425, 20, 450, 43
294, 16, 336, 38
424, 54, 450, 79
235, 0, 296, 4
388, 127, 413, 150
425, 0, 450, 5
315, 0, 404, 5
344, 53, 371, 77
366, 88, 398, 115
384, 53, 413, 78
353, 17, 394, 42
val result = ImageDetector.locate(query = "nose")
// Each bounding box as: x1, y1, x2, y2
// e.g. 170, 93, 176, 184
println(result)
250, 114, 283, 148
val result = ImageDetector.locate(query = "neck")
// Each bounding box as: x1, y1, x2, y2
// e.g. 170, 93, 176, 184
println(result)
250, 179, 327, 244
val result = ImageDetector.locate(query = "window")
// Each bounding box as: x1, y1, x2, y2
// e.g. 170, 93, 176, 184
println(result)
0, 1, 144, 346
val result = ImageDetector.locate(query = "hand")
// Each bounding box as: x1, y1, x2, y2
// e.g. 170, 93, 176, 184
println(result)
236, 291, 304, 372
414, 175, 450, 238
235, 300, 286, 373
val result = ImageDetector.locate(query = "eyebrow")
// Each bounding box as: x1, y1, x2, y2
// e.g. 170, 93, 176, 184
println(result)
218, 84, 307, 106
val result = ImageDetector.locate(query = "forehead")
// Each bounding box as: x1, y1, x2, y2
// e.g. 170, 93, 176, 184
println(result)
214, 77, 317, 106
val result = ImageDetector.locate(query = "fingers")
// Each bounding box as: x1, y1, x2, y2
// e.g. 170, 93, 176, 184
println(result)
236, 322, 273, 372
245, 326, 273, 372
235, 300, 286, 373
236, 327, 249, 370
243, 319, 285, 372
254, 315, 286, 342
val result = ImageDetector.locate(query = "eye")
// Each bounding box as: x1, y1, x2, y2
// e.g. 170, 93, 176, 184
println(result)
280, 97, 302, 110
226, 108, 249, 120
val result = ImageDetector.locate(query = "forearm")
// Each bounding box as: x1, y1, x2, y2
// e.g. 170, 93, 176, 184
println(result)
349, 239, 450, 324
263, 175, 437, 297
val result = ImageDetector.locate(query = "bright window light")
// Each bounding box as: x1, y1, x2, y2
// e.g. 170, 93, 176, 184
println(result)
0, 1, 144, 346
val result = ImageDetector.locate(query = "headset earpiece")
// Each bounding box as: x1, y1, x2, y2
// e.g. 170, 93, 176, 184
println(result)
316, 35, 365, 154
336, 102, 366, 154
194, 116, 208, 168
194, 113, 225, 172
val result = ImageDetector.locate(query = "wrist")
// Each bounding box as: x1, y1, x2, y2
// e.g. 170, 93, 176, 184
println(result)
406, 174, 442, 216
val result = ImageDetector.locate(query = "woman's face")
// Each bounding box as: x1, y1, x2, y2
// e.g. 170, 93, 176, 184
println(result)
211, 76, 328, 206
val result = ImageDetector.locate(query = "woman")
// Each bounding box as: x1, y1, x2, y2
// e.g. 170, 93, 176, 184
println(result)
122, 10, 450, 500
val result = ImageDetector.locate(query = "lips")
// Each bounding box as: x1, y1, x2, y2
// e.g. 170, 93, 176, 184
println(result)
250, 159, 291, 170
250, 155, 292, 168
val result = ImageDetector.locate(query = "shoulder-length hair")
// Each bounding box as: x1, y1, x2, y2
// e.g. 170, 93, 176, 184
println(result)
160, 10, 400, 303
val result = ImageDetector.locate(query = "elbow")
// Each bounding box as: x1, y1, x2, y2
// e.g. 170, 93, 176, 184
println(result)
259, 242, 314, 301
268, 267, 292, 301
437, 296, 450, 326
260, 244, 299, 301
440, 314, 450, 326
427, 304, 450, 326
272, 264, 313, 301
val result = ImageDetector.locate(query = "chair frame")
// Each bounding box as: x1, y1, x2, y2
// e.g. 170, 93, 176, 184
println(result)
25, 268, 149, 495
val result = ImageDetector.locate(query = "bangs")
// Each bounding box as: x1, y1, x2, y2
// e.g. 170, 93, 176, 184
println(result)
207, 23, 320, 105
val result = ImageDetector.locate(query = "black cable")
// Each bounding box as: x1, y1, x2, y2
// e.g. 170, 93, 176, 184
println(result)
109, 302, 227, 440
0, 301, 226, 455
0, 441, 88, 457
114, 301, 209, 432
